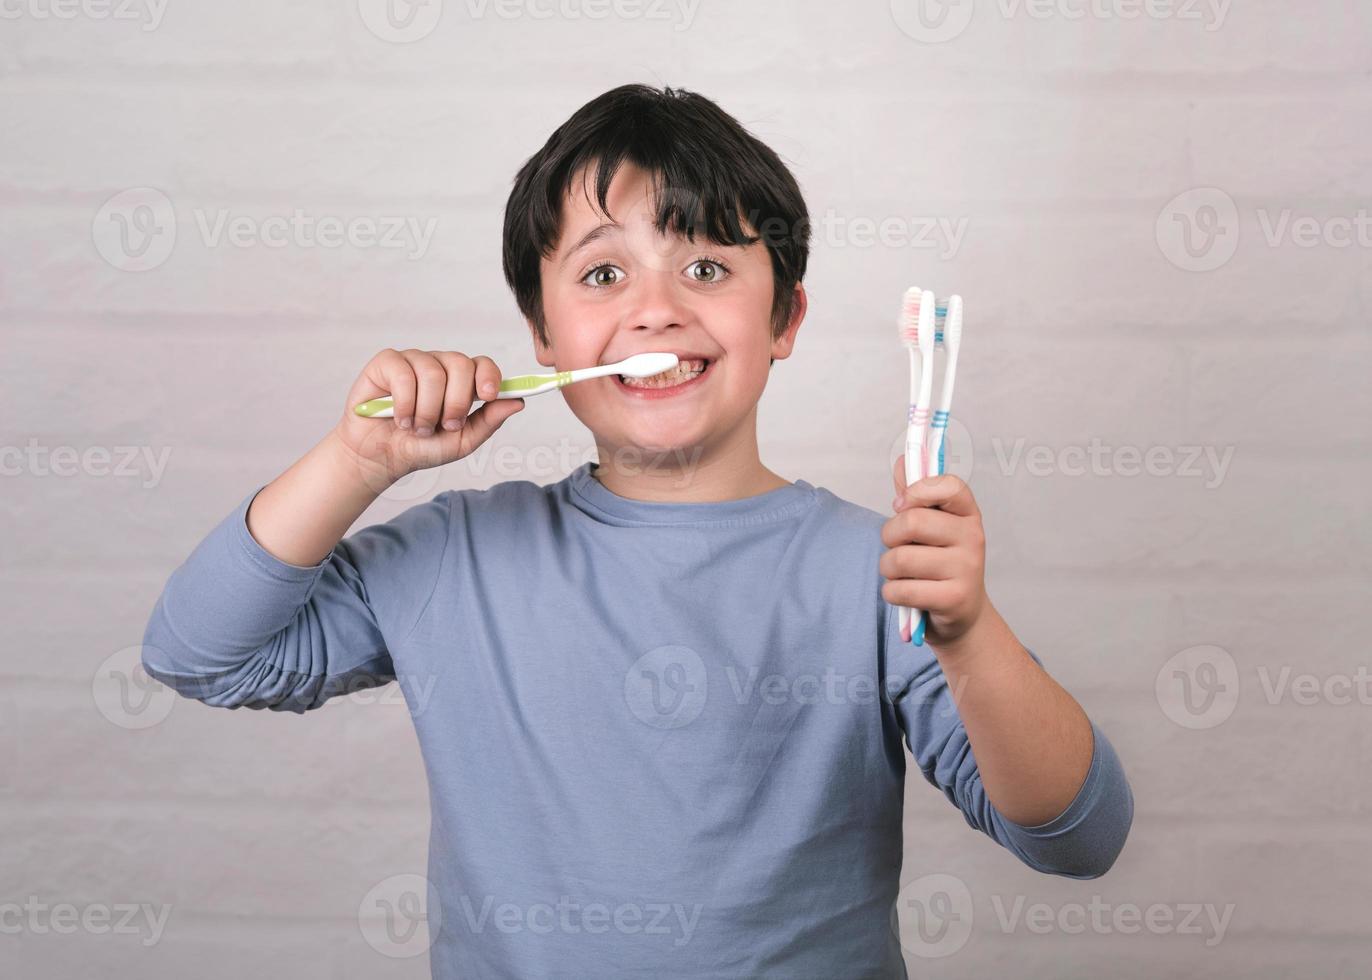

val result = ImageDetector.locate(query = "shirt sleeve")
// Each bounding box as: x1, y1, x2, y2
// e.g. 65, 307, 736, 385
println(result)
885, 603, 1134, 878
140, 484, 452, 713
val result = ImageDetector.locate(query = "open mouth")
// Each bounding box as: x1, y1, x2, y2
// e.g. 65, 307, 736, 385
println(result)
617, 357, 712, 391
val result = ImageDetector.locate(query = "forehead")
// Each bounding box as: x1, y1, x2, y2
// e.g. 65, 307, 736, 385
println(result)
557, 162, 657, 236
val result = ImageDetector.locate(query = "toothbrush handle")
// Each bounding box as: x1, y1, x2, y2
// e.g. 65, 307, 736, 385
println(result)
911, 409, 954, 642
907, 415, 953, 645
930, 410, 949, 478
898, 422, 929, 645
494, 370, 574, 398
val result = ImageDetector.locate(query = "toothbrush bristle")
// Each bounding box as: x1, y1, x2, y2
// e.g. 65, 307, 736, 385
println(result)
917, 290, 937, 356
898, 287, 922, 345
945, 295, 963, 350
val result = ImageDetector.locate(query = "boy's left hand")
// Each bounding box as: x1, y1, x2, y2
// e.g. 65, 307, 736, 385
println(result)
880, 455, 989, 649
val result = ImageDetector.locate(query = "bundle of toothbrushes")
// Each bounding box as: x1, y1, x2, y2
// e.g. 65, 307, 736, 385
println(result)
894, 287, 962, 646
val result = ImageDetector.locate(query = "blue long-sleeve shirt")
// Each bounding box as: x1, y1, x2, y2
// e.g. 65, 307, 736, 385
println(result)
142, 461, 1133, 979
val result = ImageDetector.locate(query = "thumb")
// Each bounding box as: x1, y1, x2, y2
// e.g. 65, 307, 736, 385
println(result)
892, 453, 911, 503
407, 397, 524, 468
454, 397, 525, 459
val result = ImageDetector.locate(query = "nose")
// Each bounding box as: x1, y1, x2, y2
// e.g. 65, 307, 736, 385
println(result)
622, 265, 689, 335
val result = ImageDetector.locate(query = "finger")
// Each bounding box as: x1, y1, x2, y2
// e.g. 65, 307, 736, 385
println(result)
433, 352, 476, 432
892, 453, 912, 500
378, 348, 418, 430
879, 544, 959, 583
896, 473, 980, 519
881, 578, 956, 611
402, 349, 447, 436
469, 355, 504, 405
880, 507, 963, 548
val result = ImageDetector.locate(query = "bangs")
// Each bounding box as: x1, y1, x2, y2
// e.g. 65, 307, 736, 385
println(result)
543, 141, 768, 255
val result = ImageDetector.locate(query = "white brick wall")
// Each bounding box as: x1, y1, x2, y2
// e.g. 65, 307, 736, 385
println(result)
2, 1, 1368, 976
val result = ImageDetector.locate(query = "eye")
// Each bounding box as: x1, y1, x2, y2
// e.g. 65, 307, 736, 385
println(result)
686, 258, 730, 283
581, 264, 625, 288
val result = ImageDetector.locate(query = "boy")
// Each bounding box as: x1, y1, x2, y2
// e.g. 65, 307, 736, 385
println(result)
143, 83, 1132, 978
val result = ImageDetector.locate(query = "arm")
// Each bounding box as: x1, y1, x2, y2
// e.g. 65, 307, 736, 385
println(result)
141, 348, 524, 712
881, 466, 1133, 877
140, 430, 450, 712
929, 602, 1095, 827
885, 601, 1133, 878
246, 426, 390, 567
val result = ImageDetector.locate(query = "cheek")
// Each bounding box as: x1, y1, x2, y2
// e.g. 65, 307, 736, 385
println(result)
723, 267, 777, 347
541, 279, 579, 323
718, 299, 774, 358
541, 287, 596, 351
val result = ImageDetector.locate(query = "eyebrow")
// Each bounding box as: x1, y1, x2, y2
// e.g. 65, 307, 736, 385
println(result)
559, 222, 620, 269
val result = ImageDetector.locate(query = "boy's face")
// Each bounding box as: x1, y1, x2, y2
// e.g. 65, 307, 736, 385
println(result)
532, 162, 804, 463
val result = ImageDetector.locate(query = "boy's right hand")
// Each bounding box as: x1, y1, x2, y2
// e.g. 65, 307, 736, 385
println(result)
334, 348, 525, 486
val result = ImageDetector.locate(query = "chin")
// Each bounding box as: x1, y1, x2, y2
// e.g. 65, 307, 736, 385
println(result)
602, 428, 708, 466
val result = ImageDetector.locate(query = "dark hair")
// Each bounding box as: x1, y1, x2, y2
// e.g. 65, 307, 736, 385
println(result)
502, 83, 810, 364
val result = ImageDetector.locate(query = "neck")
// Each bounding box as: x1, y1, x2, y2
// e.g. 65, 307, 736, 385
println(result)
591, 416, 790, 503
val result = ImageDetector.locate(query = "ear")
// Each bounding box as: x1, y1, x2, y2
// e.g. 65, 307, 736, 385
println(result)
769, 283, 807, 363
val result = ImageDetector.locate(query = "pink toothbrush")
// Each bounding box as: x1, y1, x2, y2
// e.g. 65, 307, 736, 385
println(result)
896, 287, 937, 645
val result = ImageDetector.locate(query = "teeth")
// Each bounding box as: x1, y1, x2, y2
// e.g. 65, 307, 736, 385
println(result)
621, 359, 707, 388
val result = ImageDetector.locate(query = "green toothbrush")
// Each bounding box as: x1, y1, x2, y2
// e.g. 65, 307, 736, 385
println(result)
353, 352, 681, 418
